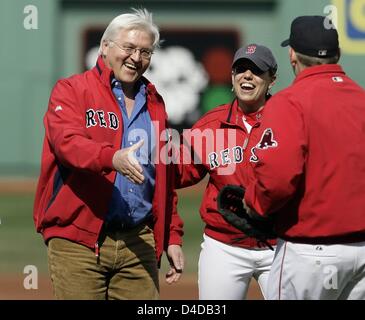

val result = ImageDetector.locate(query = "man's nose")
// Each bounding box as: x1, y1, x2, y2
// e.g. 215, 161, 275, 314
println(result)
130, 49, 142, 61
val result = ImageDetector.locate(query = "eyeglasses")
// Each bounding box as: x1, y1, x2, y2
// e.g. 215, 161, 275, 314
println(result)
110, 40, 153, 60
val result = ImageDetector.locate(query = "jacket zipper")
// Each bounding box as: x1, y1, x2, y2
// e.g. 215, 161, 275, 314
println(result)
94, 241, 100, 257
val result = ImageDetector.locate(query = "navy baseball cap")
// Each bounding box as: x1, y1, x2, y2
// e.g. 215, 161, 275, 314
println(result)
281, 15, 339, 57
232, 44, 278, 74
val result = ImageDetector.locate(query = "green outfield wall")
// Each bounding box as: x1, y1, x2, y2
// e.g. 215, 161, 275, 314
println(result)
0, 0, 364, 177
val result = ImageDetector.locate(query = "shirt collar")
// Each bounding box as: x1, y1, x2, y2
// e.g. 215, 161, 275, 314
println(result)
111, 78, 146, 97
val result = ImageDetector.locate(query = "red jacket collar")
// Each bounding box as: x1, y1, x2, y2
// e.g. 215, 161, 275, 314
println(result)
224, 99, 240, 125
294, 64, 345, 84
93, 55, 113, 88
223, 99, 263, 128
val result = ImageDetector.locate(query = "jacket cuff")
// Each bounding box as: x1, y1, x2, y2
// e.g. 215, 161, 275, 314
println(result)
99, 146, 119, 172
168, 231, 183, 247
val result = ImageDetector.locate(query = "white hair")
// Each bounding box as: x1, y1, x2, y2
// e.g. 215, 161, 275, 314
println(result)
98, 8, 160, 54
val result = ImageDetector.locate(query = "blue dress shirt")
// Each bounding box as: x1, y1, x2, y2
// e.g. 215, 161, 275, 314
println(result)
106, 79, 156, 227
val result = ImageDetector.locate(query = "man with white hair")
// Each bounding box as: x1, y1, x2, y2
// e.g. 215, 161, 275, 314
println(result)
34, 8, 184, 299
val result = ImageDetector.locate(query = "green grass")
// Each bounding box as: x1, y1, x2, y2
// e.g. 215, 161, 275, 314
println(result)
0, 193, 48, 274
0, 185, 205, 275
161, 186, 205, 274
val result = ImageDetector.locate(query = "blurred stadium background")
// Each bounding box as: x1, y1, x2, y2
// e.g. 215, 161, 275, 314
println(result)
0, 0, 364, 299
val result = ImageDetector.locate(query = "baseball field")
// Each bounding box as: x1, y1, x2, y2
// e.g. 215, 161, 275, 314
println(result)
0, 179, 262, 300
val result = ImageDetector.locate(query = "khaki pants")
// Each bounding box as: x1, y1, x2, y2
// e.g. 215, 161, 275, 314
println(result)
47, 224, 159, 300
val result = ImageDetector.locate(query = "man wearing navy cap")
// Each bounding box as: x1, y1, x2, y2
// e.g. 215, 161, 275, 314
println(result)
244, 16, 365, 299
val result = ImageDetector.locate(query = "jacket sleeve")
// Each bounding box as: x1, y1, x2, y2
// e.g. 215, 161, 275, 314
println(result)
44, 79, 119, 174
244, 94, 307, 215
167, 188, 184, 246
174, 127, 208, 188
162, 120, 184, 246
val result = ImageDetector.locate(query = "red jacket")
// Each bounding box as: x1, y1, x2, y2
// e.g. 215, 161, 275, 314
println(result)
33, 56, 183, 262
176, 99, 276, 248
245, 64, 365, 244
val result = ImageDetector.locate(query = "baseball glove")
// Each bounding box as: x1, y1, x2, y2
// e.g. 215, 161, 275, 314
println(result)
217, 185, 276, 250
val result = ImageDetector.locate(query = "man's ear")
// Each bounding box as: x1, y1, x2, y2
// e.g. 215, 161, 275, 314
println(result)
289, 47, 297, 67
101, 40, 109, 58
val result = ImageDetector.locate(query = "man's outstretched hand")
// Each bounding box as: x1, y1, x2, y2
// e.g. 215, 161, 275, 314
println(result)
112, 139, 145, 184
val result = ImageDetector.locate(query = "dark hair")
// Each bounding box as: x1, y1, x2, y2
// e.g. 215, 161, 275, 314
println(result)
268, 68, 277, 77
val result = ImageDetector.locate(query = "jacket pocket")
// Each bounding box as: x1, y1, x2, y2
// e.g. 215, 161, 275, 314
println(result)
42, 184, 85, 228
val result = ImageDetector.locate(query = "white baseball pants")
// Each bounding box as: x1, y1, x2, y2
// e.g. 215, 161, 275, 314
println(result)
198, 234, 274, 300
267, 239, 365, 300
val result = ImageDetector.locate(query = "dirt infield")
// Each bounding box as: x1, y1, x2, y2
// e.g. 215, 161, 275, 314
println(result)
0, 178, 37, 193
0, 274, 263, 300
161, 275, 263, 300
0, 178, 207, 195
